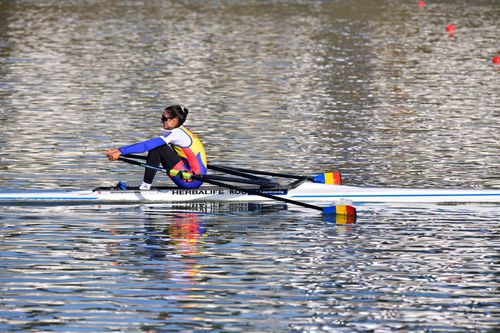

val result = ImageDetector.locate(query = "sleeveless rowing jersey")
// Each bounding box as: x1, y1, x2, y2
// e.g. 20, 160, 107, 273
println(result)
118, 126, 207, 189
163, 127, 207, 188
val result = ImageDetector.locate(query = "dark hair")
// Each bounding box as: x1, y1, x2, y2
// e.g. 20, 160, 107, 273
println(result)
164, 104, 189, 126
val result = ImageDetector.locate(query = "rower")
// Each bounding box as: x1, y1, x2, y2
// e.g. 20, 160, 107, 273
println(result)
105, 104, 207, 190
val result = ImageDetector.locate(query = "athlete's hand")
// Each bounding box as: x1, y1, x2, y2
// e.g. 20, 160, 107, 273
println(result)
106, 148, 122, 161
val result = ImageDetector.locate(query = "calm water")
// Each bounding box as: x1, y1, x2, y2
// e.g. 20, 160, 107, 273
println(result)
1, 1, 499, 332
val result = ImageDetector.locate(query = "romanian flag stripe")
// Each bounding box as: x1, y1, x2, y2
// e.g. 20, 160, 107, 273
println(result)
322, 205, 357, 217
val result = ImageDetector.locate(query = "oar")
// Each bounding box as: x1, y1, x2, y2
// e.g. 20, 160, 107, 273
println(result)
117, 156, 355, 216
123, 154, 341, 185
117, 157, 279, 187
208, 163, 342, 185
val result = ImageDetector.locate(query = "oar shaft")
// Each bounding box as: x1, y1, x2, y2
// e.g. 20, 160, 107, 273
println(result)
208, 163, 311, 180
123, 154, 276, 181
118, 157, 278, 186
208, 164, 275, 182
118, 156, 164, 172
126, 157, 322, 182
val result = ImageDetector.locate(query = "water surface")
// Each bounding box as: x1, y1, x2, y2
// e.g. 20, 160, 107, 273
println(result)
0, 1, 499, 332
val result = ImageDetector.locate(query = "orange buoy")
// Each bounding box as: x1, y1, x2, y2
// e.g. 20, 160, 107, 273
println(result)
446, 24, 456, 35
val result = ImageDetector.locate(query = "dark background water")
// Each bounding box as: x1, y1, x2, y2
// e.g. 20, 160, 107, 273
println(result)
0, 1, 499, 332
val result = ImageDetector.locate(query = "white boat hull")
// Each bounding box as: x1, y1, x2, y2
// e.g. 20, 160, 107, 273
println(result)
0, 182, 499, 205
292, 183, 500, 203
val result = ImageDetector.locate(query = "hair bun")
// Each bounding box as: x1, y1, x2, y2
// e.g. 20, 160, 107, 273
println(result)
181, 105, 189, 117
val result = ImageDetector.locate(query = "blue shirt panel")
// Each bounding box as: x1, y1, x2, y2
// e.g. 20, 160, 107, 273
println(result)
118, 137, 165, 155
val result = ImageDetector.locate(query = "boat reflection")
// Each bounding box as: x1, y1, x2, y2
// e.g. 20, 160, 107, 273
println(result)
145, 202, 357, 225
145, 202, 289, 215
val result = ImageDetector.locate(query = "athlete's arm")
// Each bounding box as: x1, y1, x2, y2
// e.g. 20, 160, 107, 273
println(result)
119, 137, 166, 155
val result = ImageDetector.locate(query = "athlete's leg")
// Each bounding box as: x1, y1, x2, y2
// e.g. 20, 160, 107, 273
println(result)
143, 145, 181, 185
143, 145, 202, 189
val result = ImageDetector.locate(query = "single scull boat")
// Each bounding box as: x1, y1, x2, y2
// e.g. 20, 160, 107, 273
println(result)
0, 181, 498, 205
1, 155, 498, 218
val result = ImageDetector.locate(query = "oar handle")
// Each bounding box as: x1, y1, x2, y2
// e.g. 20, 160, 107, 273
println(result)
123, 154, 147, 160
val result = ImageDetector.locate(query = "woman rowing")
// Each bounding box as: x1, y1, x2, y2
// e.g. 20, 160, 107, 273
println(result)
105, 104, 207, 190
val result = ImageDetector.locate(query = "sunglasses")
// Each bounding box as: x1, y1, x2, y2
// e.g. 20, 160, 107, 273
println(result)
161, 115, 174, 122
